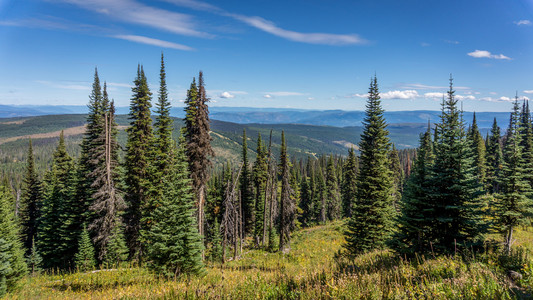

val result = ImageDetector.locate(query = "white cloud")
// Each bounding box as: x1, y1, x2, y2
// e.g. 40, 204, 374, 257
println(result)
59, 0, 211, 38
514, 20, 531, 26
524, 90, 533, 94
380, 90, 419, 100
444, 40, 460, 44
263, 94, 272, 99
307, 97, 315, 100
266, 91, 306, 96
232, 15, 366, 45
499, 96, 512, 101
400, 83, 470, 90
36, 80, 90, 91
424, 92, 446, 99
467, 50, 511, 60
219, 91, 235, 98
351, 93, 368, 98
113, 34, 194, 51
455, 95, 476, 101
107, 82, 133, 88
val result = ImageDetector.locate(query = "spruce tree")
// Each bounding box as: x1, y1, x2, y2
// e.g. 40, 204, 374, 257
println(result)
392, 124, 434, 254
19, 139, 42, 253
279, 131, 295, 253
519, 100, 533, 190
240, 129, 254, 235
486, 118, 503, 194
252, 133, 268, 245
145, 135, 205, 277
344, 76, 394, 256
103, 220, 128, 267
326, 156, 341, 220
75, 226, 96, 271
341, 148, 358, 218
0, 183, 26, 294
467, 112, 487, 187
184, 72, 214, 239
38, 131, 79, 269
496, 99, 533, 254
27, 238, 42, 275
389, 144, 404, 206
124, 65, 153, 259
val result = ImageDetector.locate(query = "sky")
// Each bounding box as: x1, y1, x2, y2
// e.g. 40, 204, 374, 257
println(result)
0, 0, 532, 112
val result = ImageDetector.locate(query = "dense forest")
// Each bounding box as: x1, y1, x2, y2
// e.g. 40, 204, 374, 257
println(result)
1, 55, 532, 298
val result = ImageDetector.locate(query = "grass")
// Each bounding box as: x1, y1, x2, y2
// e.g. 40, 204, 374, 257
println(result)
5, 222, 533, 299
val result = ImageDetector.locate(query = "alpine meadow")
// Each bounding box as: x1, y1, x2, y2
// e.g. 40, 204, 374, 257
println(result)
1, 0, 533, 299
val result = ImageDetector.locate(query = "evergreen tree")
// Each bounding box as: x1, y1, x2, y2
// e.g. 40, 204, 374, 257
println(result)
389, 144, 404, 206
184, 72, 214, 239
519, 100, 533, 190
427, 77, 486, 253
75, 226, 96, 271
486, 118, 504, 193
467, 112, 487, 187
145, 135, 205, 277
326, 156, 341, 220
240, 129, 254, 235
38, 131, 79, 269
315, 166, 327, 223
279, 131, 295, 253
341, 148, 358, 218
0, 183, 26, 294
124, 65, 153, 259
19, 139, 42, 253
26, 238, 42, 275
392, 124, 434, 255
252, 133, 268, 245
102, 220, 128, 267
209, 218, 223, 262
496, 99, 533, 254
344, 76, 394, 256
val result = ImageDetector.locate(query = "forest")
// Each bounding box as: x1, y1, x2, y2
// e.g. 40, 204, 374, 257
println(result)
1, 55, 532, 299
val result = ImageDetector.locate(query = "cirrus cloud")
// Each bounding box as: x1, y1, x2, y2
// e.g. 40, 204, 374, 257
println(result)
514, 20, 531, 26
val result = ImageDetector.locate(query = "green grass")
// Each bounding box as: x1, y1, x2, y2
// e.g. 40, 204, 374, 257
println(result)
6, 222, 533, 299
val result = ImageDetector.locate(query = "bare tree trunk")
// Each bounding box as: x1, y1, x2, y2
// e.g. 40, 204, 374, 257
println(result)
505, 226, 514, 255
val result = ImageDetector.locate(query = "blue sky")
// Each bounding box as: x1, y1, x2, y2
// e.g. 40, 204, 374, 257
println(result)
0, 0, 532, 112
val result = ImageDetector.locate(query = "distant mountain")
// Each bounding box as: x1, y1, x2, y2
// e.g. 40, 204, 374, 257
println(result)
0, 105, 510, 128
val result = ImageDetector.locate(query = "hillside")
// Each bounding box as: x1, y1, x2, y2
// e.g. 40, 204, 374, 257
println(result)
6, 221, 532, 299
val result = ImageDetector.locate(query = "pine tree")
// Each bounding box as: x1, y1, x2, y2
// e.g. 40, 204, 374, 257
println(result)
427, 77, 486, 253
341, 148, 358, 218
89, 84, 125, 261
486, 118, 503, 194
124, 65, 153, 259
240, 129, 254, 235
344, 76, 394, 256
145, 135, 205, 277
19, 139, 42, 253
392, 124, 434, 255
102, 220, 128, 267
279, 131, 295, 253
252, 133, 268, 245
326, 156, 341, 220
0, 183, 26, 294
75, 226, 96, 271
38, 131, 79, 269
496, 99, 533, 254
184, 72, 214, 240
467, 112, 487, 187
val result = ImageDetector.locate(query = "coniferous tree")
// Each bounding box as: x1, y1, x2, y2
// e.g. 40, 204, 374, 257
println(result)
38, 131, 78, 269
326, 156, 341, 220
486, 118, 504, 193
145, 135, 205, 277
27, 238, 42, 275
0, 183, 26, 294
341, 148, 358, 218
344, 76, 394, 256
427, 77, 486, 253
315, 166, 327, 223
497, 99, 533, 254
75, 226, 96, 271
184, 72, 214, 239
240, 129, 254, 235
389, 144, 404, 207
519, 100, 533, 189
392, 124, 434, 254
467, 112, 487, 187
102, 220, 128, 267
19, 139, 42, 253
124, 65, 153, 259
279, 131, 295, 253
252, 133, 267, 245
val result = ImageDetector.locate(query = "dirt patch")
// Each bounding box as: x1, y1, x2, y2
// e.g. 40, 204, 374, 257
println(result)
333, 140, 359, 150
0, 119, 27, 125
0, 125, 128, 145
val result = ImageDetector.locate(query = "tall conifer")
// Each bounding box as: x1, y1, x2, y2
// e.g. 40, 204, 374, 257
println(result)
19, 139, 41, 253
467, 112, 487, 187
252, 133, 267, 245
279, 131, 295, 253
326, 156, 341, 220
240, 129, 254, 235
486, 118, 503, 193
341, 148, 358, 218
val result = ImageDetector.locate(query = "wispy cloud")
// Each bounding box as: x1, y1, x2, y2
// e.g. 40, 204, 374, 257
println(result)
424, 92, 446, 99
113, 34, 194, 51
107, 82, 133, 88
219, 91, 235, 98
444, 40, 460, 44
455, 95, 476, 101
399, 83, 470, 91
36, 80, 90, 90
265, 91, 307, 96
263, 94, 272, 99
380, 90, 419, 100
59, 0, 211, 38
420, 42, 430, 47
479, 96, 514, 102
514, 20, 531, 26
524, 90, 533, 94
467, 50, 512, 60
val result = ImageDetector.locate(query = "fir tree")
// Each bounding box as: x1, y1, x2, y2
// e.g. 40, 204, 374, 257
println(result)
38, 131, 79, 269
486, 118, 504, 194
279, 131, 295, 253
0, 183, 26, 294
389, 144, 404, 206
252, 133, 268, 245
344, 76, 394, 256
326, 156, 341, 220
184, 72, 214, 240
26, 238, 42, 275
124, 65, 153, 259
341, 148, 358, 218
519, 100, 533, 190
75, 226, 96, 272
102, 220, 128, 267
240, 129, 254, 235
19, 139, 42, 253
145, 135, 205, 277
467, 112, 487, 187
496, 99, 533, 254
209, 218, 223, 262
